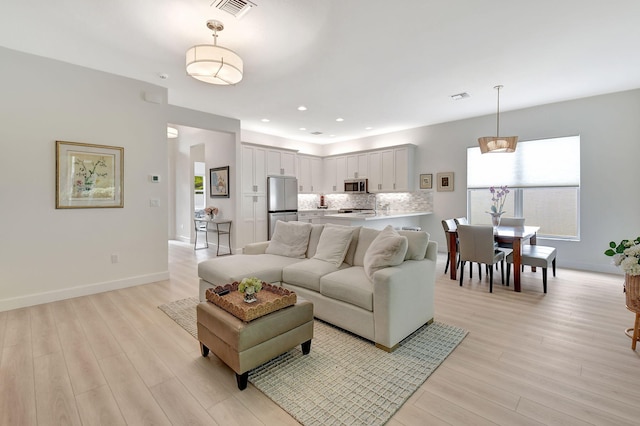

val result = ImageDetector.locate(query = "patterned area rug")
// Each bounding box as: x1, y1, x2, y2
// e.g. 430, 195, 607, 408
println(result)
159, 298, 467, 426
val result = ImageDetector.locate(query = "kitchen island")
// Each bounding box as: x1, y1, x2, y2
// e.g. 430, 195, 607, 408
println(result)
317, 211, 431, 230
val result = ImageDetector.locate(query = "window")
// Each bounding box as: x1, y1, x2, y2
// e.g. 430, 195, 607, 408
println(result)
467, 136, 580, 240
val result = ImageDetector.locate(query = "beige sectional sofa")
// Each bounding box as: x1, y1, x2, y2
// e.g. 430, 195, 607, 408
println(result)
198, 221, 437, 351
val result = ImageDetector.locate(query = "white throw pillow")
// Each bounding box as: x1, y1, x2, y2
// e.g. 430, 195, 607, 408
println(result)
398, 230, 430, 260
265, 221, 313, 259
363, 225, 409, 279
312, 225, 354, 266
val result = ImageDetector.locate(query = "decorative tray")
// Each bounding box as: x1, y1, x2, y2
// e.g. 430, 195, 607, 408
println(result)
205, 282, 297, 322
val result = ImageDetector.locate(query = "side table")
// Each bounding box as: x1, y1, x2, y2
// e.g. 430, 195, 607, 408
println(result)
194, 218, 232, 256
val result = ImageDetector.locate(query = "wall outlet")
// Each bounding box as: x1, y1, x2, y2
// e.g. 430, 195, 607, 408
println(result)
150, 199, 160, 207
111, 253, 119, 264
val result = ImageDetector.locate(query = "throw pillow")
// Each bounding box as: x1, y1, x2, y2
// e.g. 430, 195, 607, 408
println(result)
398, 230, 430, 260
319, 224, 361, 265
312, 225, 355, 266
363, 225, 409, 279
265, 221, 313, 259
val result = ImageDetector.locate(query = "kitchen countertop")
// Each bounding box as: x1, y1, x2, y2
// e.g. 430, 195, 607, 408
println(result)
322, 211, 431, 220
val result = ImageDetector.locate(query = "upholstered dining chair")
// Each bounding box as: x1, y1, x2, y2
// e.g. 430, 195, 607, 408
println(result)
506, 245, 557, 293
457, 224, 512, 293
497, 217, 526, 250
441, 219, 459, 274
454, 217, 468, 226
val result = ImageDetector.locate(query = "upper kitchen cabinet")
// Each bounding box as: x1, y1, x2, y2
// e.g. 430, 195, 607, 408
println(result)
267, 148, 297, 176
241, 144, 267, 194
324, 157, 338, 193
297, 155, 323, 193
368, 145, 415, 192
346, 153, 368, 179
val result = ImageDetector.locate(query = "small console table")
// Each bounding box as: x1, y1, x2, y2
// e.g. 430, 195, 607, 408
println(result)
194, 218, 232, 256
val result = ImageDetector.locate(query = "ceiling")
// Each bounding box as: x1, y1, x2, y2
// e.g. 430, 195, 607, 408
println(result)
2, 0, 640, 144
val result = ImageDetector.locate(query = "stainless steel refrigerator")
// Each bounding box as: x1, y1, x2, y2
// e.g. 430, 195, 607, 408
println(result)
267, 175, 298, 239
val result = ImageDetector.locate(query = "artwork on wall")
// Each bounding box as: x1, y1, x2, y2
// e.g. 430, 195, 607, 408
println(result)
56, 141, 124, 208
419, 173, 433, 189
437, 172, 454, 192
210, 166, 230, 198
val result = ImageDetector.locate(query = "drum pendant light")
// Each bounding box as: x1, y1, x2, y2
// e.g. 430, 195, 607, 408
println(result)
478, 85, 518, 153
186, 20, 243, 85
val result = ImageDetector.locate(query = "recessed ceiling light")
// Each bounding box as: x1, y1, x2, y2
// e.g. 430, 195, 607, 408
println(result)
336, 118, 344, 122
451, 92, 470, 100
329, 135, 336, 138
365, 127, 373, 130
261, 118, 270, 122
299, 127, 307, 131
298, 105, 307, 111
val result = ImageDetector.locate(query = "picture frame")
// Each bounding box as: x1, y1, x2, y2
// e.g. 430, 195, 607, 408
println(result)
210, 166, 230, 198
419, 173, 433, 189
56, 141, 124, 208
437, 172, 454, 192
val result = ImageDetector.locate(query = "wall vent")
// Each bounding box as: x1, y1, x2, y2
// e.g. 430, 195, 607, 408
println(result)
212, 0, 256, 18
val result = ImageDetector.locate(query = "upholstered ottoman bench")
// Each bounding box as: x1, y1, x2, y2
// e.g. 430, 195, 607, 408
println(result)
196, 299, 314, 390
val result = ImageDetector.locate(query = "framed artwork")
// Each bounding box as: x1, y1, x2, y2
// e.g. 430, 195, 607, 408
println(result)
419, 173, 433, 189
437, 172, 454, 192
56, 141, 124, 208
210, 166, 230, 198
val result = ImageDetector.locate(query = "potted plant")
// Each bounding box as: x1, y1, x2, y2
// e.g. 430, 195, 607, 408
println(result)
238, 277, 263, 303
488, 185, 509, 227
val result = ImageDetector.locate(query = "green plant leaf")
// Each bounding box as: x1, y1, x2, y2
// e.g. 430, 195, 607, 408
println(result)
604, 249, 616, 256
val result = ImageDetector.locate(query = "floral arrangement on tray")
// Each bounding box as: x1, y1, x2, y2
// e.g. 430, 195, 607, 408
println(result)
205, 281, 297, 322
605, 237, 640, 276
204, 206, 219, 218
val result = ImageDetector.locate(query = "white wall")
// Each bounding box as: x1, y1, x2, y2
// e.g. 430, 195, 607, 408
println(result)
0, 47, 170, 311
321, 89, 640, 274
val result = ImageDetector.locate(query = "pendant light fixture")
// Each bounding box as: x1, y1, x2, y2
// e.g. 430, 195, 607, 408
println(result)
478, 85, 518, 153
186, 20, 243, 85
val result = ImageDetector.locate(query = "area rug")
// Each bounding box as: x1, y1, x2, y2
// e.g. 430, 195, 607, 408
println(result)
159, 297, 467, 426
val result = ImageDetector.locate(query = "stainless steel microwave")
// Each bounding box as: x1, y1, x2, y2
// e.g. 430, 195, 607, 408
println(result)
344, 178, 368, 193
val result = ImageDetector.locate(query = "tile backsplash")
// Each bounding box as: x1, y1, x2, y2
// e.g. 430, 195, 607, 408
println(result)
298, 191, 433, 212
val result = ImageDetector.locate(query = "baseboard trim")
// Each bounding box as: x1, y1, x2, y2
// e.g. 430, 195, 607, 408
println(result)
0, 271, 170, 312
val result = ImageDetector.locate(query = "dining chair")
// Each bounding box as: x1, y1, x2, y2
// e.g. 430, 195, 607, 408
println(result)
497, 217, 526, 250
454, 217, 468, 226
441, 219, 459, 274
457, 224, 512, 293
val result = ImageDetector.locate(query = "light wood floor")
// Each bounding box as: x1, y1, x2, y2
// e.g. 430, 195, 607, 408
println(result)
2, 241, 639, 425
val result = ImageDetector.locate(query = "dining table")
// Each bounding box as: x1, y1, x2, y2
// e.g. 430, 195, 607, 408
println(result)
447, 225, 540, 292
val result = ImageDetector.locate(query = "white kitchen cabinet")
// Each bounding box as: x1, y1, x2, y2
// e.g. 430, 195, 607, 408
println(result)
241, 144, 267, 195
366, 145, 415, 192
239, 194, 267, 248
346, 153, 368, 179
323, 157, 338, 192
335, 156, 347, 184
267, 149, 296, 176
297, 155, 323, 193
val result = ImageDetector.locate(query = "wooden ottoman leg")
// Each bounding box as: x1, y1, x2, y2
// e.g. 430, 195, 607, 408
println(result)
301, 339, 312, 355
236, 372, 249, 390
200, 342, 209, 357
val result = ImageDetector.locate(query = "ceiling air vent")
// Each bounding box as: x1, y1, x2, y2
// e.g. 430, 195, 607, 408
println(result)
212, 0, 256, 18
310, 131, 323, 135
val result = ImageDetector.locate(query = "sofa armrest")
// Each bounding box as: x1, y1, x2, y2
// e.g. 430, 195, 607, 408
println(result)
372, 240, 438, 349
243, 241, 269, 254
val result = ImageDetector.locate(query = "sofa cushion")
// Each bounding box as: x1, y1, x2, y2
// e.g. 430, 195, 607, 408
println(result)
353, 227, 381, 266
198, 254, 304, 285
312, 225, 354, 266
364, 225, 408, 279
320, 267, 373, 311
305, 224, 325, 258
265, 221, 312, 258
283, 259, 342, 292
398, 230, 430, 260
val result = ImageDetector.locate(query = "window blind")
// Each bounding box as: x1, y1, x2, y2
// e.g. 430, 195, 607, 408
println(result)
467, 135, 580, 188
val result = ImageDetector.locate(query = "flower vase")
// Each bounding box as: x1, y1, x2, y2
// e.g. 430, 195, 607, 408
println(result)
243, 291, 257, 303
489, 212, 504, 227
